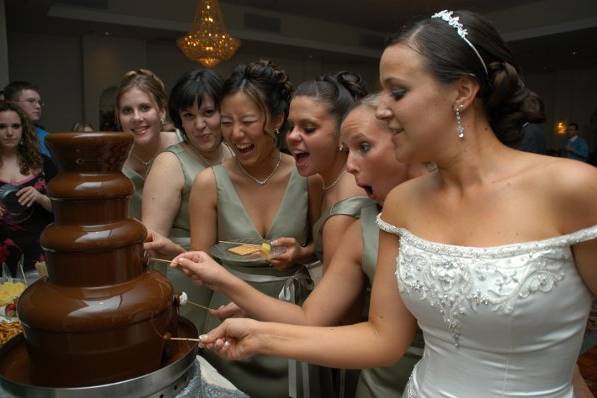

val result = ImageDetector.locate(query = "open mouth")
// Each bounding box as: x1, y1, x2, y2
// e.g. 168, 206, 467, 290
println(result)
235, 143, 255, 155
291, 150, 310, 165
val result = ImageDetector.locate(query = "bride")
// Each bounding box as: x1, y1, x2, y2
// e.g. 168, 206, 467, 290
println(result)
175, 9, 597, 398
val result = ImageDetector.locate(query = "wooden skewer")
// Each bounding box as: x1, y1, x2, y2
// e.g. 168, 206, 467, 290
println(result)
149, 257, 175, 265
187, 300, 213, 311
169, 337, 202, 342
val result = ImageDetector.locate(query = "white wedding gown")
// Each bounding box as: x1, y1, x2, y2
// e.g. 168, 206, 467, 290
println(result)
377, 215, 597, 398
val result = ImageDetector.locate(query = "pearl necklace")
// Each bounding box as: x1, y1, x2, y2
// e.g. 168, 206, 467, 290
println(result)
236, 151, 282, 185
322, 170, 346, 191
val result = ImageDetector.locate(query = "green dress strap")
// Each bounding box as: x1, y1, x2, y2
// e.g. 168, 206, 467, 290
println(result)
163, 143, 206, 244
122, 166, 144, 220
313, 196, 375, 261
359, 204, 380, 281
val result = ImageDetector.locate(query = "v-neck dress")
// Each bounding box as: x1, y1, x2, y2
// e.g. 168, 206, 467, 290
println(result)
203, 165, 316, 398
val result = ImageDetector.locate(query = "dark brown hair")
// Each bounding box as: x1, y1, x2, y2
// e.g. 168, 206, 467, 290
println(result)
0, 101, 42, 174
389, 10, 541, 145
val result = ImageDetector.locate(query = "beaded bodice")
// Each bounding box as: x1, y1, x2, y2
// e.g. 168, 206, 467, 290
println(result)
377, 214, 597, 398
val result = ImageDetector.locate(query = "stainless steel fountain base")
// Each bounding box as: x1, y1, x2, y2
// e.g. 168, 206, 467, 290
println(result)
0, 319, 198, 398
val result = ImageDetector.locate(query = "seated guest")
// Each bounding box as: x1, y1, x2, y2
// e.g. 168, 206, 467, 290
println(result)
2, 81, 51, 158
0, 101, 55, 276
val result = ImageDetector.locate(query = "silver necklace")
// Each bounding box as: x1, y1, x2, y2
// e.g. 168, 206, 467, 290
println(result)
322, 170, 346, 191
131, 152, 152, 167
236, 151, 281, 185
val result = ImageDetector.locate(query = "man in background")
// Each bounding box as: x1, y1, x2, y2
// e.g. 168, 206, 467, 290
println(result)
2, 81, 51, 157
562, 122, 589, 162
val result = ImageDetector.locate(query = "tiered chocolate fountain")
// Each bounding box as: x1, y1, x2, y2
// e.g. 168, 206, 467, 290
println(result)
0, 132, 198, 397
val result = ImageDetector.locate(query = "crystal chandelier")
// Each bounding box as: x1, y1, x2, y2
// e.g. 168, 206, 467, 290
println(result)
177, 0, 240, 68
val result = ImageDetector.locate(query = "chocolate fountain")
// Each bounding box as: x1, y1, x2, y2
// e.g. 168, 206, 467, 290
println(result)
0, 132, 198, 397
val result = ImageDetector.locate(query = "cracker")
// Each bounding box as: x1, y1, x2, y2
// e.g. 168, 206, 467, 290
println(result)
228, 244, 261, 256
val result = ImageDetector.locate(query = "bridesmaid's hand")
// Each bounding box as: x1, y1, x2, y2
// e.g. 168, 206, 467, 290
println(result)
199, 318, 262, 361
268, 237, 302, 269
144, 228, 184, 260
209, 302, 247, 320
172, 251, 232, 291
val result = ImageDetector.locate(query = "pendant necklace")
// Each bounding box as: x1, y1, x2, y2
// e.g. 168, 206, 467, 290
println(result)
236, 151, 282, 185
322, 170, 346, 191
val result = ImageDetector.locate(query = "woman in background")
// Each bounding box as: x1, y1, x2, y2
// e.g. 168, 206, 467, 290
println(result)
115, 69, 179, 218
0, 101, 55, 277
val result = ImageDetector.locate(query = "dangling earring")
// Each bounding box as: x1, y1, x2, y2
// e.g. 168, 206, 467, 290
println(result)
455, 104, 465, 139
274, 128, 280, 136
160, 117, 166, 129
338, 143, 345, 152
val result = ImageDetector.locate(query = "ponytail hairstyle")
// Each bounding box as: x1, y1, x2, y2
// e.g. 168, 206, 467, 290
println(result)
115, 69, 167, 127
294, 71, 368, 131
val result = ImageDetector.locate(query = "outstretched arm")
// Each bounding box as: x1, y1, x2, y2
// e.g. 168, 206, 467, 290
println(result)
199, 225, 418, 369
173, 220, 366, 325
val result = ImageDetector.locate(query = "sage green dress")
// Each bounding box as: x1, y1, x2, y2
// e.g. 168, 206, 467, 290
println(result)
204, 165, 316, 398
161, 143, 213, 333
355, 204, 424, 398
122, 166, 144, 220
312, 196, 375, 261
311, 196, 374, 398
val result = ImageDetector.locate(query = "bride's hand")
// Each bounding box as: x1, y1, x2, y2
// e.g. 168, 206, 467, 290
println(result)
171, 251, 232, 291
199, 318, 262, 361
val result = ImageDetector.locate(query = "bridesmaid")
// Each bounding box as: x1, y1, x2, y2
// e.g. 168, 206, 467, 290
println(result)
173, 95, 429, 396
142, 69, 233, 331
115, 69, 180, 219
188, 60, 322, 398
287, 72, 371, 272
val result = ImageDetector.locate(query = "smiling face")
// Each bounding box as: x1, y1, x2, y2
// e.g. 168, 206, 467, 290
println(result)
117, 87, 165, 146
220, 92, 278, 165
342, 105, 410, 202
180, 95, 222, 154
286, 96, 340, 177
0, 110, 24, 151
376, 43, 457, 163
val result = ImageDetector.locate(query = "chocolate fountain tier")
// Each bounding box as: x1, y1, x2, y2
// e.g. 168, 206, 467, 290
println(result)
15, 132, 181, 387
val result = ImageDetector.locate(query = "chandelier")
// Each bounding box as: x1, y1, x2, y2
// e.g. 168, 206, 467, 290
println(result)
177, 0, 240, 68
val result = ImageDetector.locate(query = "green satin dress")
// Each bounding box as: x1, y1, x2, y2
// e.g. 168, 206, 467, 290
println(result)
311, 196, 374, 398
203, 165, 316, 398
312, 196, 375, 261
122, 166, 144, 220
355, 204, 424, 398
161, 143, 213, 333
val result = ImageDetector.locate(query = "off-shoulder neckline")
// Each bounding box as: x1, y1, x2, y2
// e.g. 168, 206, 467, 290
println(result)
376, 214, 597, 258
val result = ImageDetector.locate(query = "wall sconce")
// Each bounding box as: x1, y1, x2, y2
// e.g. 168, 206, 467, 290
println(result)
554, 120, 567, 135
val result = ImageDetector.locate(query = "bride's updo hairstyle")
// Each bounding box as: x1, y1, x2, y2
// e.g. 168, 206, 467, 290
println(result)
294, 71, 368, 129
221, 59, 293, 137
390, 10, 541, 145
